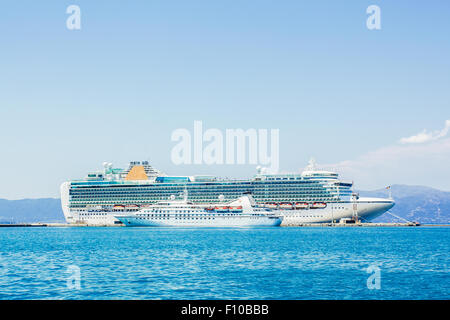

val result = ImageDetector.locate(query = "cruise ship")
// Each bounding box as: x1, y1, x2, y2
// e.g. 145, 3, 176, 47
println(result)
115, 194, 283, 227
60, 159, 395, 226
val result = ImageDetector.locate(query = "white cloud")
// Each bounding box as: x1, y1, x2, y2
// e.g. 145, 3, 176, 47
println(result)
321, 137, 450, 191
399, 120, 450, 144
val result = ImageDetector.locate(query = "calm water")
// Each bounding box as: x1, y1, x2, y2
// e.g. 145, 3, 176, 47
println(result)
0, 226, 448, 300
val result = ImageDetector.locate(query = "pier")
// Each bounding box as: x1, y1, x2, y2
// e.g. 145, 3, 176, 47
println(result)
281, 222, 421, 227
0, 223, 48, 227
0, 222, 429, 227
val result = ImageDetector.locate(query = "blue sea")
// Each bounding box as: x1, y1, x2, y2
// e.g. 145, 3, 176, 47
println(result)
0, 226, 448, 300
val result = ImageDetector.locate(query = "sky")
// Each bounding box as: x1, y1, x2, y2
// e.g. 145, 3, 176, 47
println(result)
0, 0, 449, 199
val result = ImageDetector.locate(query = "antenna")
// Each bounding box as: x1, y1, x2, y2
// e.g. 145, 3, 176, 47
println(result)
306, 157, 317, 171
183, 186, 188, 202
387, 186, 392, 199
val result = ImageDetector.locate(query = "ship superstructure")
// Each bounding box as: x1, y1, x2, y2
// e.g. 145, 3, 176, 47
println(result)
60, 159, 394, 225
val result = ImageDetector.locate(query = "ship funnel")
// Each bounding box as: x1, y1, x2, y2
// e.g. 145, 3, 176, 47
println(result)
229, 195, 254, 210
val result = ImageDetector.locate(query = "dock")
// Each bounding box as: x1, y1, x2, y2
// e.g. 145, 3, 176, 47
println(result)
0, 223, 48, 227
0, 223, 121, 227
0, 222, 429, 227
281, 222, 421, 227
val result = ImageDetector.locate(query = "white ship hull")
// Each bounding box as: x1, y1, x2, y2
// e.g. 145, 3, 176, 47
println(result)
62, 197, 394, 226
281, 197, 395, 224
116, 215, 282, 227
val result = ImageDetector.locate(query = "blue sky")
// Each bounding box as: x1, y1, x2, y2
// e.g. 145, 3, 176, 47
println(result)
0, 1, 449, 199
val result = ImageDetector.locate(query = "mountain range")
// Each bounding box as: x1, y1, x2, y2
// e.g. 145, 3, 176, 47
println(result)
359, 184, 450, 224
0, 198, 65, 224
0, 185, 449, 224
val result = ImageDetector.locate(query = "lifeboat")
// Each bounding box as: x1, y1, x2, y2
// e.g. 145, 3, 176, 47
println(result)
310, 202, 327, 209
113, 205, 125, 209
204, 207, 215, 211
295, 202, 309, 210
279, 202, 293, 210
229, 206, 243, 213
265, 202, 278, 209
215, 206, 230, 212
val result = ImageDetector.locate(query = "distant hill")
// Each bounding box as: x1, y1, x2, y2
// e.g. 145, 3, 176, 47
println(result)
0, 185, 449, 224
359, 185, 450, 224
0, 198, 64, 223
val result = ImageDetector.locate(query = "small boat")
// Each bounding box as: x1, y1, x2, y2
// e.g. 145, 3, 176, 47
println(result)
265, 202, 278, 209
310, 202, 327, 209
229, 206, 243, 213
215, 206, 230, 212
295, 202, 309, 209
279, 202, 293, 210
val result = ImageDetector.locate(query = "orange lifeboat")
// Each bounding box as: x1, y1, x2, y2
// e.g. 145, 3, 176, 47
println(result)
295, 202, 309, 210
311, 202, 327, 209
229, 206, 243, 213
279, 202, 293, 210
215, 206, 230, 212
265, 202, 278, 209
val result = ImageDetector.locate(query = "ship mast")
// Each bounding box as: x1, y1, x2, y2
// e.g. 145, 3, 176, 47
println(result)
182, 186, 188, 202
